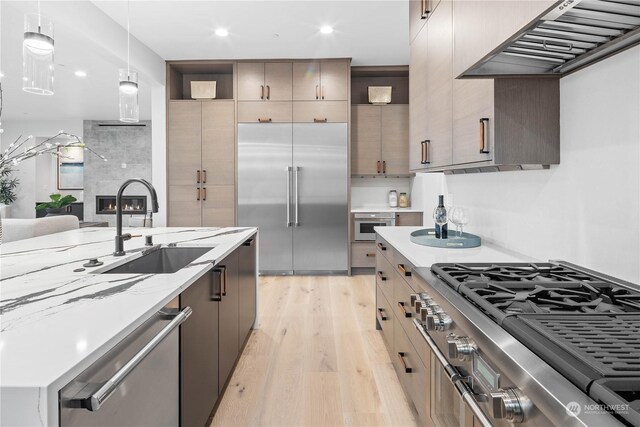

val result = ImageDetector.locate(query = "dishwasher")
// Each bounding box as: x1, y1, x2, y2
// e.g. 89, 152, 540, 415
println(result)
59, 297, 191, 427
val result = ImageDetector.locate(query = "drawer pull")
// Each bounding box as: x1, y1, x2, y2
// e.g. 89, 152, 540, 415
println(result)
397, 352, 412, 373
377, 271, 387, 281
365, 253, 375, 257
258, 118, 272, 123
313, 118, 328, 123
398, 301, 412, 318
398, 264, 411, 277
377, 242, 387, 251
377, 308, 388, 321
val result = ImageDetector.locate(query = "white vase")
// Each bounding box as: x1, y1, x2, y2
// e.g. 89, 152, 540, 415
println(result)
0, 204, 10, 219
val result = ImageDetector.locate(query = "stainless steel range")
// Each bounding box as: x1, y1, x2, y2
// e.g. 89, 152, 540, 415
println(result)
411, 261, 640, 427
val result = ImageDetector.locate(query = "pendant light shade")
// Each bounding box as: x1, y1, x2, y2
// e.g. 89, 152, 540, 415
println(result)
119, 0, 139, 123
23, 13, 54, 95
119, 69, 139, 123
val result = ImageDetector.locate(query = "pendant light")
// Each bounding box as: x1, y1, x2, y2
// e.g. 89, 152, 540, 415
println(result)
23, 0, 55, 95
119, 0, 139, 123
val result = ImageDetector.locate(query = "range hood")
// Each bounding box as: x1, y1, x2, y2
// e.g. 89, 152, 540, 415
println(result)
465, 0, 640, 77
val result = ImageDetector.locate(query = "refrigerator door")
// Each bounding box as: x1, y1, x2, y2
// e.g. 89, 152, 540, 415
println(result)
292, 123, 348, 273
238, 123, 293, 274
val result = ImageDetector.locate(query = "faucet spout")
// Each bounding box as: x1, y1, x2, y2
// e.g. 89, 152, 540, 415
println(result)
114, 178, 159, 256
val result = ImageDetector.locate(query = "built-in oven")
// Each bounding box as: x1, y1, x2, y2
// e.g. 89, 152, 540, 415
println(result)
354, 212, 395, 241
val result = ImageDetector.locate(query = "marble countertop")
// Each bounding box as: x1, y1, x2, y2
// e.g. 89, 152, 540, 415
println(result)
376, 226, 537, 267
351, 206, 423, 213
0, 226, 257, 427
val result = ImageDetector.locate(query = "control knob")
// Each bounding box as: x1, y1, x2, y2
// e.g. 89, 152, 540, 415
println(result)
425, 312, 452, 331
490, 388, 528, 423
447, 336, 477, 360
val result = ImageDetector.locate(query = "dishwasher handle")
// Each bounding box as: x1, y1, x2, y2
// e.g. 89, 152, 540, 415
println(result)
84, 306, 192, 412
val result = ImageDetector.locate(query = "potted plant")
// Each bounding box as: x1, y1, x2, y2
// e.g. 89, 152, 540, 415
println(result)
0, 167, 19, 218
36, 194, 78, 216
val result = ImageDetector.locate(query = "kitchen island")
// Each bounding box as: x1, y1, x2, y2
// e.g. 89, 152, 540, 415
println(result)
0, 226, 257, 427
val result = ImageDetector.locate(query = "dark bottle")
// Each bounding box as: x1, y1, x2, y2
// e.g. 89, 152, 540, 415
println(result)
434, 195, 448, 239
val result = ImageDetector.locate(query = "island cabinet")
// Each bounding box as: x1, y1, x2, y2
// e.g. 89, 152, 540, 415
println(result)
179, 235, 256, 427
352, 104, 410, 176
167, 100, 235, 227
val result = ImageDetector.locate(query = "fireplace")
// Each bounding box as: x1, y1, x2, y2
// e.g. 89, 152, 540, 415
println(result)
96, 195, 147, 215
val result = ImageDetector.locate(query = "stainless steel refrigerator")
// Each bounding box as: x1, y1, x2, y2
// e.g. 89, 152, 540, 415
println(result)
238, 123, 348, 275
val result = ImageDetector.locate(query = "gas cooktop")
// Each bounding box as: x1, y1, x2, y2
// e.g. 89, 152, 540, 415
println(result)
431, 261, 640, 426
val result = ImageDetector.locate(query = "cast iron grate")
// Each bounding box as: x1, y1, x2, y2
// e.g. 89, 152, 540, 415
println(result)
520, 315, 640, 377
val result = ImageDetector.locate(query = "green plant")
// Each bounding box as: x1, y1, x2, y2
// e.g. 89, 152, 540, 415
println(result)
0, 167, 19, 205
36, 193, 77, 211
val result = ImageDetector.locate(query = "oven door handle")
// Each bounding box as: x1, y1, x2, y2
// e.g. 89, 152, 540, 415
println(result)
412, 318, 494, 427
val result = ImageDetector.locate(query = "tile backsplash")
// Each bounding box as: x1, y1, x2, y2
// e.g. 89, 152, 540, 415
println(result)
351, 177, 411, 207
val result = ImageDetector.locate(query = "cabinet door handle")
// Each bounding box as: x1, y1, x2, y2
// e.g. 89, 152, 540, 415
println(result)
420, 0, 429, 18
196, 170, 201, 183
202, 170, 206, 184
321, 85, 325, 100
382, 160, 386, 174
260, 85, 264, 100
398, 264, 411, 277
377, 242, 387, 251
397, 352, 412, 373
396, 214, 400, 226
377, 271, 387, 281
479, 118, 490, 154
258, 118, 272, 123
316, 85, 319, 100
222, 265, 227, 296
201, 187, 207, 201
377, 160, 381, 174
313, 118, 328, 123
243, 238, 256, 247
266, 85, 271, 100
377, 308, 388, 321
211, 267, 223, 301
366, 253, 375, 257
398, 302, 412, 318
197, 188, 201, 201
421, 140, 431, 164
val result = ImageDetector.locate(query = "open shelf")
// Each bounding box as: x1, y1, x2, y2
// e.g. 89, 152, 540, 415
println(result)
167, 62, 235, 101
351, 65, 409, 105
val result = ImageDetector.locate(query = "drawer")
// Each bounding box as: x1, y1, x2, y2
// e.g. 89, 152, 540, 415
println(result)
375, 246, 395, 304
391, 250, 417, 293
392, 318, 429, 426
394, 212, 423, 226
237, 101, 292, 123
351, 242, 376, 268
375, 234, 395, 265
376, 284, 394, 356
393, 269, 431, 367
292, 101, 348, 123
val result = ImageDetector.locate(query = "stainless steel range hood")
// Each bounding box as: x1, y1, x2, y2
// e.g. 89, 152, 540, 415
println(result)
465, 0, 640, 77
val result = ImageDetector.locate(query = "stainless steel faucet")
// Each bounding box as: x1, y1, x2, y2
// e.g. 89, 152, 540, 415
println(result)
114, 178, 159, 256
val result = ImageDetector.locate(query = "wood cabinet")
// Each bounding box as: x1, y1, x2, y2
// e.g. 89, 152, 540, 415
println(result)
167, 100, 236, 227
292, 101, 348, 123
409, 0, 427, 44
452, 0, 556, 78
395, 212, 422, 226
293, 61, 349, 101
352, 104, 410, 176
217, 249, 240, 394
351, 242, 376, 268
409, 22, 429, 172
237, 62, 292, 101
238, 237, 257, 349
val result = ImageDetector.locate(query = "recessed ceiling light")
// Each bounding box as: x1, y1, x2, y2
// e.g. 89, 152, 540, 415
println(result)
215, 28, 229, 37
0, 72, 4, 78
320, 25, 334, 34
74, 70, 87, 78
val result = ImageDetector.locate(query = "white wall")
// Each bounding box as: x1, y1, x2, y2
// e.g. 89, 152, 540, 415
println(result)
417, 46, 640, 283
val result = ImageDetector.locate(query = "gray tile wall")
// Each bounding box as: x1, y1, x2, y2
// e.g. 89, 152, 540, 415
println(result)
83, 120, 152, 226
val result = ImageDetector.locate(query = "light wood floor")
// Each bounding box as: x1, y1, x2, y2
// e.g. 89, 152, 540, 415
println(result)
210, 275, 418, 427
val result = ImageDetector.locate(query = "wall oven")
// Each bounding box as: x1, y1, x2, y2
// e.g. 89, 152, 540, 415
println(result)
354, 213, 395, 241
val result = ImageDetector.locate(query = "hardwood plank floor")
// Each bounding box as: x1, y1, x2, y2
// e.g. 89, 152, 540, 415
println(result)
210, 275, 418, 427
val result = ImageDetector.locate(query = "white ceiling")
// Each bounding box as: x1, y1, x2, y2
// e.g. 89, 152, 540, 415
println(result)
92, 0, 409, 65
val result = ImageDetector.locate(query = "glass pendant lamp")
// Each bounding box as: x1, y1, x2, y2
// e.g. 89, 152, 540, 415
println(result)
23, 6, 55, 95
119, 0, 139, 123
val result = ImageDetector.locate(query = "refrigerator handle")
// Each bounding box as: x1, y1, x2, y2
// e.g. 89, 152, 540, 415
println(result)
286, 167, 292, 227
294, 166, 300, 227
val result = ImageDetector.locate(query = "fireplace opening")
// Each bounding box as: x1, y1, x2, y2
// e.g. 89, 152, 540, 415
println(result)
96, 195, 147, 215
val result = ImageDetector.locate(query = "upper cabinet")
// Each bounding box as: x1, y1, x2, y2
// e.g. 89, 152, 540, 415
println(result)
452, 0, 556, 77
293, 61, 350, 101
409, 0, 560, 173
237, 62, 292, 101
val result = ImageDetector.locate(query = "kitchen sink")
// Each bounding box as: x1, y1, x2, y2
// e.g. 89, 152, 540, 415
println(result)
98, 246, 215, 274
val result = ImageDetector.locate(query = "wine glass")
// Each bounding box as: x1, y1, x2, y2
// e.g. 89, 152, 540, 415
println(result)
432, 206, 447, 239
450, 207, 469, 237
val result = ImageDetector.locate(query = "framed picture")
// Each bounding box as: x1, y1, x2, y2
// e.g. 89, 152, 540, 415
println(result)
57, 146, 84, 190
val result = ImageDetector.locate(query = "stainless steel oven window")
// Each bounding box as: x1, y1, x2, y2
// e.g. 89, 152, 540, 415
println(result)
431, 354, 474, 427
